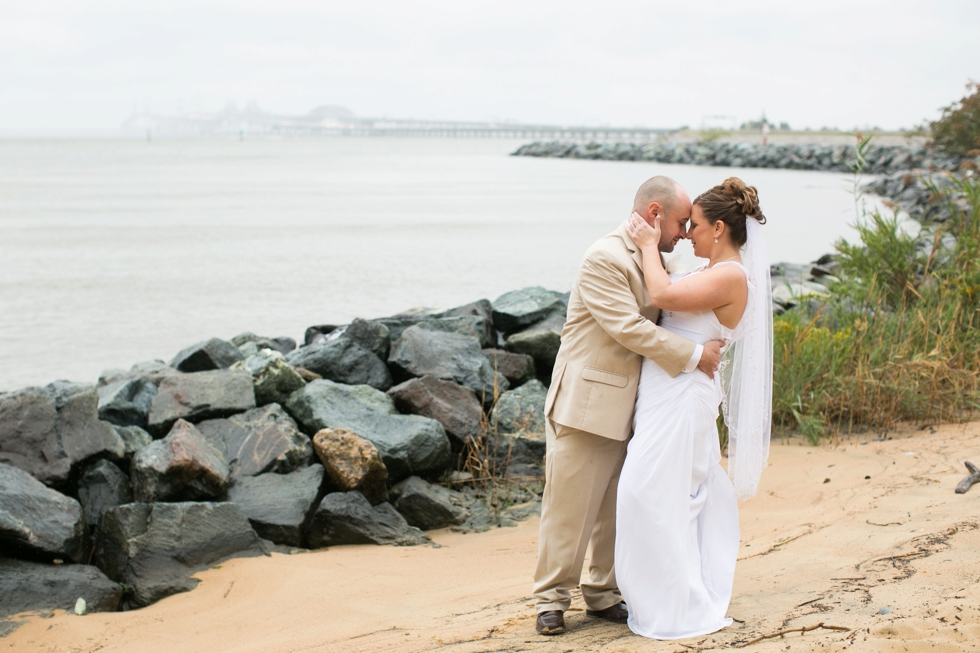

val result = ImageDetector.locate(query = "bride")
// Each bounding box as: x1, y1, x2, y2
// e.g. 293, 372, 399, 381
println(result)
615, 177, 773, 640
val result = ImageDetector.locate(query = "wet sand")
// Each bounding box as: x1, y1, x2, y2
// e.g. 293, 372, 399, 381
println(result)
5, 420, 979, 652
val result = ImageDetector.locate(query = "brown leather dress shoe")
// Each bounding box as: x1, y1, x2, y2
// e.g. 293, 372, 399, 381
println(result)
535, 610, 565, 635
586, 601, 629, 623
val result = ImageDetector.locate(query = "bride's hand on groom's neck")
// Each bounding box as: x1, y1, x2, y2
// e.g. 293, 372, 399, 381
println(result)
627, 211, 661, 252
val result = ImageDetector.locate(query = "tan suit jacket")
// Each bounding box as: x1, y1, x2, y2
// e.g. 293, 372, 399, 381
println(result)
545, 223, 697, 441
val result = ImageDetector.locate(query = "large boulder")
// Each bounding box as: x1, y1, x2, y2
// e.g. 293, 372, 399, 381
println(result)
196, 404, 313, 479
286, 380, 451, 483
286, 338, 392, 391
418, 315, 494, 348
0, 383, 123, 488
342, 318, 391, 360
489, 380, 548, 477
97, 378, 158, 428
170, 337, 245, 372
306, 492, 427, 547
0, 463, 87, 562
312, 428, 388, 505
76, 459, 132, 530
227, 466, 325, 547
482, 349, 536, 388
0, 558, 122, 617
492, 287, 566, 334
503, 308, 566, 378
436, 298, 493, 322
94, 502, 263, 607
387, 324, 509, 403
233, 350, 306, 407
146, 369, 256, 436
131, 420, 231, 502
390, 476, 468, 530
387, 376, 483, 447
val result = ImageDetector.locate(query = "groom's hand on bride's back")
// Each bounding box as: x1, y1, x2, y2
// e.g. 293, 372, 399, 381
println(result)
697, 340, 724, 378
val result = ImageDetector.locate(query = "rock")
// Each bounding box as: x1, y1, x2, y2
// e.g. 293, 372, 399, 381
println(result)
387, 376, 483, 447
170, 338, 245, 373
196, 404, 313, 479
227, 466, 325, 547
112, 425, 153, 460
421, 316, 494, 348
76, 460, 132, 529
230, 332, 296, 356
146, 369, 256, 436
303, 324, 340, 346
286, 380, 451, 483
0, 558, 121, 617
98, 360, 179, 388
97, 378, 157, 428
492, 287, 566, 333
294, 367, 322, 382
390, 476, 468, 530
489, 380, 548, 477
74, 597, 86, 616
232, 349, 306, 407
312, 428, 388, 505
373, 316, 425, 343
772, 281, 831, 308
94, 502, 262, 607
437, 298, 493, 322
482, 349, 536, 387
286, 338, 392, 391
388, 324, 509, 402
306, 492, 427, 547
0, 463, 87, 562
343, 318, 391, 360
0, 383, 124, 488
503, 308, 566, 377
131, 419, 231, 502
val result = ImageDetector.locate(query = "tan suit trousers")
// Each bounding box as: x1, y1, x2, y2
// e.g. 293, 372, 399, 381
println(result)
532, 419, 628, 613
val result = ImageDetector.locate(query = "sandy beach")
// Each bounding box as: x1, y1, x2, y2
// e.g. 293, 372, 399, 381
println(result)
5, 420, 979, 653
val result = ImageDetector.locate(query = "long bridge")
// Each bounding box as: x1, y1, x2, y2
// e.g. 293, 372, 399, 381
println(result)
123, 106, 677, 141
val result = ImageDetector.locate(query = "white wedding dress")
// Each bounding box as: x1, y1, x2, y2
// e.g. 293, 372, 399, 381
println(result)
615, 263, 744, 640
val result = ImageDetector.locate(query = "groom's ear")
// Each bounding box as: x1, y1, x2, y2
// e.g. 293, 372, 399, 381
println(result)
644, 202, 663, 221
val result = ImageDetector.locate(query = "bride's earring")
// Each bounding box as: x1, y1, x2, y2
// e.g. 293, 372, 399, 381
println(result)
714, 238, 718, 243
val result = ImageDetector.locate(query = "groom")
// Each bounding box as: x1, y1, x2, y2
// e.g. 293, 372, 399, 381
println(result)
533, 176, 722, 635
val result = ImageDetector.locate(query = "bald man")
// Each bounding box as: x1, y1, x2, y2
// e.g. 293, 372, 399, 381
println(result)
533, 176, 723, 635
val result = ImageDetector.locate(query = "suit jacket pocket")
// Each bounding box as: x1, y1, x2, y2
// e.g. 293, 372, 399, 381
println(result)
581, 367, 629, 388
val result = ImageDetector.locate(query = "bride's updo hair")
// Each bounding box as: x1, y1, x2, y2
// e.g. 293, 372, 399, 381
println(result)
693, 177, 766, 247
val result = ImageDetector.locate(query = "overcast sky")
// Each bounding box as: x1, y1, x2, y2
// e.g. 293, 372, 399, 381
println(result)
2, 0, 977, 133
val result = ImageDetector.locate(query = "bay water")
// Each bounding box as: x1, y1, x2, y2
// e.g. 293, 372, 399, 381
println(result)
0, 137, 873, 391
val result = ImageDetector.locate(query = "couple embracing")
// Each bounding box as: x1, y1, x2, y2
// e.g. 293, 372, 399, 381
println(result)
534, 175, 773, 640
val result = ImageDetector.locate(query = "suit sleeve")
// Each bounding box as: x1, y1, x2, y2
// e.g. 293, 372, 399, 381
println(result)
578, 249, 697, 378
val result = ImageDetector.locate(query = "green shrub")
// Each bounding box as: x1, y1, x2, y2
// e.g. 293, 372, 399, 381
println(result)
931, 81, 980, 156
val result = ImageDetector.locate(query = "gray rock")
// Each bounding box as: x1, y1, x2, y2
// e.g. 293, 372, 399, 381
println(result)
503, 308, 566, 376
482, 349, 536, 388
387, 376, 483, 447
113, 425, 153, 460
492, 287, 566, 333
94, 502, 262, 607
227, 466, 325, 547
0, 384, 124, 488
343, 318, 391, 360
0, 463, 87, 562
436, 298, 493, 322
131, 419, 231, 502
76, 460, 132, 529
0, 558, 121, 617
312, 428, 388, 505
489, 380, 548, 477
97, 379, 158, 428
170, 338, 245, 373
232, 349, 306, 407
230, 332, 296, 356
306, 492, 427, 547
388, 324, 509, 403
146, 369, 256, 436
303, 324, 340, 346
390, 476, 468, 530
286, 338, 392, 391
98, 360, 180, 388
373, 316, 425, 344
196, 404, 313, 479
422, 315, 494, 348
285, 380, 451, 483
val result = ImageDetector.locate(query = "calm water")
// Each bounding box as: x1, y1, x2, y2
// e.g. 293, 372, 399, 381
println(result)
0, 138, 872, 391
